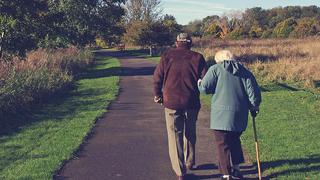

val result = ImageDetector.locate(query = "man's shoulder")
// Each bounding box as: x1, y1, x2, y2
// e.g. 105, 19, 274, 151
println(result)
190, 49, 202, 55
162, 48, 204, 60
161, 48, 176, 57
189, 50, 205, 60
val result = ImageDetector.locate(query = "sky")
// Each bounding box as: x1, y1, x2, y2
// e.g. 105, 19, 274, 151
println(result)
162, 0, 320, 25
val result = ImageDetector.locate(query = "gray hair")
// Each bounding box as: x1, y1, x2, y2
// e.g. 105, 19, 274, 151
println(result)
214, 50, 234, 63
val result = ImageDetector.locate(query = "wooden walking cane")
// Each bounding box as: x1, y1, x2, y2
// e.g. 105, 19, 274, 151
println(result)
252, 111, 262, 180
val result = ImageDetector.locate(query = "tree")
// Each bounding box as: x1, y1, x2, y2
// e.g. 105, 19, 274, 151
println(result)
226, 27, 245, 39
124, 0, 162, 23
0, 0, 48, 58
0, 0, 126, 59
242, 7, 267, 33
55, 0, 125, 47
123, 20, 148, 46
272, 18, 297, 38
123, 17, 178, 47
0, 16, 16, 58
290, 17, 320, 38
249, 25, 263, 38
161, 14, 182, 44
203, 23, 222, 38
123, 0, 164, 46
183, 20, 202, 37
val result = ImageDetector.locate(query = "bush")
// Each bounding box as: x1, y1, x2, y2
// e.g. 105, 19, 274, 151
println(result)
272, 18, 297, 38
95, 38, 109, 49
290, 17, 320, 38
0, 47, 93, 115
260, 29, 273, 38
226, 28, 244, 40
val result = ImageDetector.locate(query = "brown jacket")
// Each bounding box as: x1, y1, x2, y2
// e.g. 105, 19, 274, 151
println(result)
153, 47, 207, 109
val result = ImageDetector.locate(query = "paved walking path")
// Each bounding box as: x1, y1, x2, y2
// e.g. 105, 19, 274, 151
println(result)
55, 50, 258, 180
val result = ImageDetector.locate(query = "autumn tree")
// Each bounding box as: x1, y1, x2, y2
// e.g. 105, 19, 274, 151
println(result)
272, 18, 297, 38
290, 17, 320, 38
0, 0, 125, 59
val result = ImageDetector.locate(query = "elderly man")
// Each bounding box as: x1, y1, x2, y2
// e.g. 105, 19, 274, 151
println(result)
198, 50, 261, 180
153, 33, 207, 180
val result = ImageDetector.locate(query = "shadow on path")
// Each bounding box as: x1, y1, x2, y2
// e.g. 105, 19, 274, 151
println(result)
78, 66, 155, 79
93, 49, 149, 58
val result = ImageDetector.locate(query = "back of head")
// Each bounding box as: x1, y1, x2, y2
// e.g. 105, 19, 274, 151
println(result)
176, 33, 192, 49
214, 50, 234, 63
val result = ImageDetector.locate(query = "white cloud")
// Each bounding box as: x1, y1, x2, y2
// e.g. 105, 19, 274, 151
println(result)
162, 0, 231, 24
164, 7, 225, 16
162, 0, 231, 11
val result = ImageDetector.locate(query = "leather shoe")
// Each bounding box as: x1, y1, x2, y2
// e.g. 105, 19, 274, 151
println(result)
231, 169, 243, 179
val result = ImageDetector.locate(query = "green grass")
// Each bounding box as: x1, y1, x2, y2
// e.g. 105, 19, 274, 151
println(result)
144, 51, 320, 178
201, 83, 320, 179
0, 56, 120, 179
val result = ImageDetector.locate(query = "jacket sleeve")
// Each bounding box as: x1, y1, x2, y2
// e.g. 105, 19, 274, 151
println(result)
199, 55, 208, 79
153, 55, 165, 97
245, 72, 262, 108
198, 66, 217, 94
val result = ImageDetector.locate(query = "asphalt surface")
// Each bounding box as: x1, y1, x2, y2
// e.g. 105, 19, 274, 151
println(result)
55, 50, 259, 180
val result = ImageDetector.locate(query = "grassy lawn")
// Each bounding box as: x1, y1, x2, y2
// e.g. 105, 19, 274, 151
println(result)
0, 56, 120, 179
145, 55, 320, 178
201, 84, 320, 179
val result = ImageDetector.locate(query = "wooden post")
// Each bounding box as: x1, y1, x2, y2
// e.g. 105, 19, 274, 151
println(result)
252, 116, 262, 180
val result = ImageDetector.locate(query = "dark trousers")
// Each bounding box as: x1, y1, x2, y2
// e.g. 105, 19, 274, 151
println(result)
213, 130, 245, 175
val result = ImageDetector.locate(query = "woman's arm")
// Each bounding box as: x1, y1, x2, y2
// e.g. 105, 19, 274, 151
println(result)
198, 66, 218, 94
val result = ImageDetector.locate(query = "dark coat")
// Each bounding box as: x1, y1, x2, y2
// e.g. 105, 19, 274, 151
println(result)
153, 47, 207, 109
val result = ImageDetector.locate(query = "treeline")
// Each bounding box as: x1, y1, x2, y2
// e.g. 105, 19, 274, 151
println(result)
123, 0, 182, 47
0, 0, 126, 116
0, 0, 125, 60
184, 6, 320, 39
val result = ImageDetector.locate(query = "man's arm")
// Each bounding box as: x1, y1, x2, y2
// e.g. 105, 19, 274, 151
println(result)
153, 55, 165, 102
199, 55, 208, 79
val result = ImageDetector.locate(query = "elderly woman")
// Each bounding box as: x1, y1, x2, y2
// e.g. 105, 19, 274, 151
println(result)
198, 50, 261, 180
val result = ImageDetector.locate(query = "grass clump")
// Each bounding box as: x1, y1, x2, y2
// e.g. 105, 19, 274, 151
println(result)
0, 56, 120, 179
0, 47, 93, 115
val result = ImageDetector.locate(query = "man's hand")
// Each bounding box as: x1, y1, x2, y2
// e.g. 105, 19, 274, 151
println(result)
154, 96, 163, 104
250, 106, 259, 118
197, 79, 202, 87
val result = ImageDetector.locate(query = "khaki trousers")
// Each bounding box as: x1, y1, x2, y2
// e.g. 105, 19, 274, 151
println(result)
164, 108, 199, 176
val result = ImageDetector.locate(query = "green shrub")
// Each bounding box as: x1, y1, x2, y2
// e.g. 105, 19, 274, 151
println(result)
226, 28, 244, 40
272, 18, 297, 38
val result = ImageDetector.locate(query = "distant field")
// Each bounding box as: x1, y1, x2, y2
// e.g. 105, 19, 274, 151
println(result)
144, 39, 320, 179
193, 38, 320, 89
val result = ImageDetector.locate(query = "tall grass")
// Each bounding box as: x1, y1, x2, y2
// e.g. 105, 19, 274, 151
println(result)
0, 47, 93, 115
193, 37, 320, 88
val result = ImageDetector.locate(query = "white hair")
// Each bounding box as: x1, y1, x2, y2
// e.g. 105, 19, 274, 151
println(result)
214, 50, 234, 63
